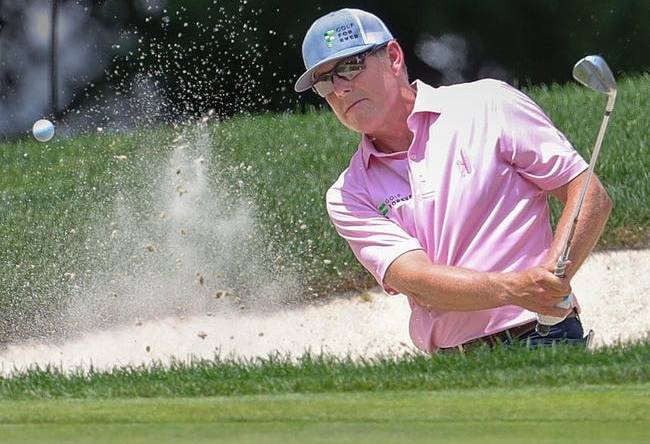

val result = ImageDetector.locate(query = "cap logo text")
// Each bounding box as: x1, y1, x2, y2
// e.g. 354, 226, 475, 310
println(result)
336, 23, 359, 43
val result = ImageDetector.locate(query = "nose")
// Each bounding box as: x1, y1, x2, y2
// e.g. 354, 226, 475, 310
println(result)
331, 74, 352, 97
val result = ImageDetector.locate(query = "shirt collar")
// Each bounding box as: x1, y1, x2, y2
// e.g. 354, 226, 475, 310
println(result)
360, 80, 443, 169
409, 79, 444, 115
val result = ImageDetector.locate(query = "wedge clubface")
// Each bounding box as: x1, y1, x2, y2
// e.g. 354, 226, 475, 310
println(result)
536, 55, 617, 336
573, 55, 617, 97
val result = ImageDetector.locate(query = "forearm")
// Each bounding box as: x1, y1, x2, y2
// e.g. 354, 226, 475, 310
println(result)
545, 173, 612, 279
388, 262, 509, 311
385, 250, 573, 317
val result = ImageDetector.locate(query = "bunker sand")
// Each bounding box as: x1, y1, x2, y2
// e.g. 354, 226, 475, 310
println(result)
0, 249, 648, 375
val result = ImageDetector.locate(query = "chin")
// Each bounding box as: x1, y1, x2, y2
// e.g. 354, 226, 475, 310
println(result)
344, 122, 370, 134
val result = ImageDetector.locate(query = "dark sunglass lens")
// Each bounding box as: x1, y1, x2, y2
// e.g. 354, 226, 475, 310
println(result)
313, 81, 333, 97
335, 64, 364, 80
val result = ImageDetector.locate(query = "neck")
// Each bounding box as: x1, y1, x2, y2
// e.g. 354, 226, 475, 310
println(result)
367, 84, 417, 153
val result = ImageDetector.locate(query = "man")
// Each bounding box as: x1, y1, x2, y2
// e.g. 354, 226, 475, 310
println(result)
294, 9, 612, 352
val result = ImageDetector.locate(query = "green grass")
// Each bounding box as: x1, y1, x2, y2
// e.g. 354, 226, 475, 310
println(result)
0, 129, 177, 338
0, 74, 649, 339
1, 386, 649, 443
1, 339, 648, 400
2, 340, 648, 443
531, 75, 650, 246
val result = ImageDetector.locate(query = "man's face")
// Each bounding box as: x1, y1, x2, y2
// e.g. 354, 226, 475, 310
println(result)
314, 45, 400, 135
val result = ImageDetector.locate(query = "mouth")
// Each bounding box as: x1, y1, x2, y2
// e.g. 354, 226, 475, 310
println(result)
345, 99, 366, 114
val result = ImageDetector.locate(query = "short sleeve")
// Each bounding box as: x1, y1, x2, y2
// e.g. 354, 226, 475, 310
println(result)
497, 82, 588, 190
326, 185, 422, 294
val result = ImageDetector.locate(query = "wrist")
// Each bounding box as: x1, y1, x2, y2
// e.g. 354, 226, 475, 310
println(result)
488, 272, 514, 307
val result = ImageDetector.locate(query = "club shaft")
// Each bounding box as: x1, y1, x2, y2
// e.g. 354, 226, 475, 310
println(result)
555, 91, 616, 276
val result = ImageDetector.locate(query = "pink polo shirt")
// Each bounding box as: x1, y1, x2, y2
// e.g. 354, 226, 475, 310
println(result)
326, 79, 588, 352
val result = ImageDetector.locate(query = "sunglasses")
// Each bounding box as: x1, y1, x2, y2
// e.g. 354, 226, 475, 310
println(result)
311, 42, 389, 97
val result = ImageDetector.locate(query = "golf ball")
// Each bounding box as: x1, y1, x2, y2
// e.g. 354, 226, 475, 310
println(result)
32, 119, 55, 142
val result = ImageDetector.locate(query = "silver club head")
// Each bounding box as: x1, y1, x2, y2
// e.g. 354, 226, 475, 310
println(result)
572, 55, 617, 95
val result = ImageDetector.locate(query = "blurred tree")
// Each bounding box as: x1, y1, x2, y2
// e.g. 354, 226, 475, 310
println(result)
1, 0, 648, 137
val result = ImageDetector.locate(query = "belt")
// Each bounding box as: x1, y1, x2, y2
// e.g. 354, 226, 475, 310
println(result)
440, 310, 578, 353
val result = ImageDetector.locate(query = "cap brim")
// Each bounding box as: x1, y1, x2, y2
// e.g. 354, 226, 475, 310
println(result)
294, 44, 375, 93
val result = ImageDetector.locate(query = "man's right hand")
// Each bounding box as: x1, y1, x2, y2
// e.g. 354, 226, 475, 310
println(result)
501, 266, 574, 317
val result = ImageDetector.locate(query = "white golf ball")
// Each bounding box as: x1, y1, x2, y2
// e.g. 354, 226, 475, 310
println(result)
32, 119, 55, 142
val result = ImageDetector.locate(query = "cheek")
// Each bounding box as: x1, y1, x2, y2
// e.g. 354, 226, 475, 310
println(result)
327, 98, 350, 123
328, 103, 365, 132
329, 104, 347, 125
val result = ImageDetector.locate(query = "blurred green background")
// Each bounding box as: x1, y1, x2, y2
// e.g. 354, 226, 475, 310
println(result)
1, 0, 648, 136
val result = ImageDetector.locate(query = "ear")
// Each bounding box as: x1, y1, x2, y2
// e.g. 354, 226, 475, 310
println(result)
385, 40, 405, 77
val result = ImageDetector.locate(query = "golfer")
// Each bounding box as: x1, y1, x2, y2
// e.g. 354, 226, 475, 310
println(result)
295, 9, 612, 352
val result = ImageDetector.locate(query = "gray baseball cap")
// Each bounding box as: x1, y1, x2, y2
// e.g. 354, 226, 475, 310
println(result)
294, 8, 394, 93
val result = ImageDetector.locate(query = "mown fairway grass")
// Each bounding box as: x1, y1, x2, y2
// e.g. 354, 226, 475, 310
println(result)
2, 385, 649, 444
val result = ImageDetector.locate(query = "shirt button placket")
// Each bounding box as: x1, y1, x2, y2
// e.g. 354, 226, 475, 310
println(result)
410, 151, 436, 199
410, 158, 426, 184
408, 154, 423, 200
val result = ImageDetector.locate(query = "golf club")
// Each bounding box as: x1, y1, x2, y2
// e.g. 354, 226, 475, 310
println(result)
536, 55, 617, 336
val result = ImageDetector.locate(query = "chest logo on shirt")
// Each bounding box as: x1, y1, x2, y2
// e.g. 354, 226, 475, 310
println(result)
378, 193, 412, 217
